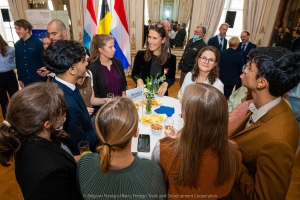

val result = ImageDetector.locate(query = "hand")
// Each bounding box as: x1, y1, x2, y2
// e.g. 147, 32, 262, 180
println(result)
37, 67, 50, 77
18, 80, 24, 88
73, 155, 82, 164
165, 127, 178, 139
87, 107, 94, 116
137, 78, 144, 87
157, 82, 168, 96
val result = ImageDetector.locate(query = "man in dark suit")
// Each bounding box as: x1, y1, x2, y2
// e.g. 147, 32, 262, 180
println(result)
291, 30, 300, 52
237, 31, 257, 64
174, 23, 186, 48
208, 23, 229, 51
178, 26, 207, 86
44, 40, 98, 155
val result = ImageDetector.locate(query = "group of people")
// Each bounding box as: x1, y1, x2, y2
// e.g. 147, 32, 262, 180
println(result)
271, 25, 300, 51
0, 16, 300, 200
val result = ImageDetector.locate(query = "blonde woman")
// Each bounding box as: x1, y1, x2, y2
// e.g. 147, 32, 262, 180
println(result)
77, 97, 167, 197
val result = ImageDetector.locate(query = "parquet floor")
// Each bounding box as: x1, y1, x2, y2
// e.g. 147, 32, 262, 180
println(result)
0, 77, 299, 199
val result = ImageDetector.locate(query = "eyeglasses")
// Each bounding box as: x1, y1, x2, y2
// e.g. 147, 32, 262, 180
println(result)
150, 23, 164, 28
199, 56, 216, 64
242, 62, 259, 74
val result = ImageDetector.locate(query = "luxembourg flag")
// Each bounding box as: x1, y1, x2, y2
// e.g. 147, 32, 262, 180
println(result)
83, 0, 97, 51
98, 0, 130, 69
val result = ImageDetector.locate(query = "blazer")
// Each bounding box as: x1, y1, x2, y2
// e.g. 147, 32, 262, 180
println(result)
88, 58, 127, 98
174, 28, 186, 47
208, 35, 227, 51
131, 50, 176, 95
291, 36, 300, 52
54, 79, 98, 155
15, 136, 82, 200
225, 99, 299, 200
219, 48, 244, 85
236, 42, 257, 64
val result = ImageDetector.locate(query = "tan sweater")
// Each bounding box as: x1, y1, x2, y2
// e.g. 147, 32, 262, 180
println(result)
160, 140, 237, 200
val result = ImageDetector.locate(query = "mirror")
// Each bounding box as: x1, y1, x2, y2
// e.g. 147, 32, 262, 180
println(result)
143, 0, 193, 50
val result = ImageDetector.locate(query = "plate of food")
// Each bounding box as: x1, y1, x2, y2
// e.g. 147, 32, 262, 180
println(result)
141, 113, 166, 125
140, 99, 163, 107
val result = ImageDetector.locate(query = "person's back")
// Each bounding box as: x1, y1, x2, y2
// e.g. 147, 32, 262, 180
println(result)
153, 84, 241, 199
77, 97, 167, 198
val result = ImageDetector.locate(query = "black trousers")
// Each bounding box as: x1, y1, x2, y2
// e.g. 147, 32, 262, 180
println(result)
0, 70, 19, 118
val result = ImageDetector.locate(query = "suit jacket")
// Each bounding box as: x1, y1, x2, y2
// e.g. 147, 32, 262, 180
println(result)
225, 99, 299, 200
88, 58, 127, 98
277, 32, 292, 49
54, 79, 98, 155
291, 36, 300, 52
219, 48, 244, 85
236, 42, 256, 64
15, 136, 82, 200
174, 28, 186, 47
208, 35, 227, 51
131, 50, 176, 95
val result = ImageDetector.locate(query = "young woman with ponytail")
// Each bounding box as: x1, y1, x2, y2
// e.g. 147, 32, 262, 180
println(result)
77, 97, 167, 197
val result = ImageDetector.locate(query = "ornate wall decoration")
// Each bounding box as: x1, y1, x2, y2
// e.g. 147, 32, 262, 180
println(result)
131, 33, 136, 50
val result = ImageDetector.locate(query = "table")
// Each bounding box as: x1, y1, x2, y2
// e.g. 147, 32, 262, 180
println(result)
131, 95, 184, 160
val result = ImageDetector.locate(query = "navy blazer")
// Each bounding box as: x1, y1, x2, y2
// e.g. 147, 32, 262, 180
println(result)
291, 36, 300, 52
208, 35, 227, 51
174, 28, 186, 47
54, 79, 98, 155
131, 50, 176, 95
236, 42, 256, 64
219, 48, 244, 85
88, 58, 127, 98
15, 136, 82, 200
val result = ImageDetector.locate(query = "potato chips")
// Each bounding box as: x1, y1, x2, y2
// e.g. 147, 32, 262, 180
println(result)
141, 114, 165, 125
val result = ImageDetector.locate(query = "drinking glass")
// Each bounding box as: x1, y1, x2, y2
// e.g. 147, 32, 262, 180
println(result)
107, 93, 114, 102
78, 141, 90, 156
164, 117, 174, 135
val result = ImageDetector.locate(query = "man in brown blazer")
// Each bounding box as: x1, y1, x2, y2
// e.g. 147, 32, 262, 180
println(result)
225, 47, 300, 200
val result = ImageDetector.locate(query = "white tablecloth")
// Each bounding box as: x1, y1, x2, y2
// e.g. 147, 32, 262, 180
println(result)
131, 95, 184, 160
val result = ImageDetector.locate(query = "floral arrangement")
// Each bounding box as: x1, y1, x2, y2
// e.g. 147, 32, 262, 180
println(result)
143, 68, 168, 113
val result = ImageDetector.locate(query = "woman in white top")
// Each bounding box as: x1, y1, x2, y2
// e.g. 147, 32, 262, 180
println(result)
178, 46, 224, 99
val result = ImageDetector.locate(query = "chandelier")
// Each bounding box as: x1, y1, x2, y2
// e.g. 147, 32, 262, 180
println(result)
28, 0, 46, 7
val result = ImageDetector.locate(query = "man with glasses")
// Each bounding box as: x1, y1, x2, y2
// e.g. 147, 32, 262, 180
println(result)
178, 26, 207, 86
226, 47, 300, 200
237, 31, 256, 64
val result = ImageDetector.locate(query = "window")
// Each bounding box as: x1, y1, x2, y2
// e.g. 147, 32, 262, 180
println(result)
215, 0, 244, 43
0, 0, 18, 46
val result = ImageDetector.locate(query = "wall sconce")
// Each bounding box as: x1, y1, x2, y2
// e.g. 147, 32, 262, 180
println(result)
29, 0, 46, 7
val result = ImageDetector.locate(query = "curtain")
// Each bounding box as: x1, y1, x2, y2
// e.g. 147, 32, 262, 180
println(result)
172, 0, 179, 22
94, 0, 99, 21
147, 0, 161, 22
243, 0, 266, 43
177, 0, 192, 24
7, 0, 29, 21
203, 0, 226, 43
52, 0, 64, 10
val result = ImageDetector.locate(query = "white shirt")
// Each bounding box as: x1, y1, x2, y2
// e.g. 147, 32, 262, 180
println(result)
55, 76, 76, 91
178, 72, 224, 99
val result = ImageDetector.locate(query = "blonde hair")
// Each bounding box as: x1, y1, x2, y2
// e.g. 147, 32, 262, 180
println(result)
229, 36, 240, 47
94, 97, 138, 173
90, 34, 114, 61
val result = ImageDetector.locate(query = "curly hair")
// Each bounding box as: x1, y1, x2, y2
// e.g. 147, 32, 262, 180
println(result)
44, 40, 86, 74
191, 46, 220, 84
248, 47, 300, 97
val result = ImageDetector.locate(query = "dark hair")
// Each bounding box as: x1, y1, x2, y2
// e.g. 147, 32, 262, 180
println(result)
248, 47, 300, 97
44, 40, 86, 74
162, 83, 241, 188
192, 46, 220, 84
144, 24, 170, 65
242, 31, 250, 36
172, 25, 178, 32
94, 97, 138, 174
0, 82, 68, 166
14, 19, 33, 32
0, 34, 8, 57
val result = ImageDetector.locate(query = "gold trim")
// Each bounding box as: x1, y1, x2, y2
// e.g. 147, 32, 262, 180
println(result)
259, 26, 265, 34
257, 0, 268, 35
131, 20, 136, 28
131, 33, 136, 50
203, 0, 208, 25
198, 0, 202, 25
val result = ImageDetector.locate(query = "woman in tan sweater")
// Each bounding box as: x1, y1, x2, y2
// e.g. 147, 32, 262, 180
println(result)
152, 83, 241, 199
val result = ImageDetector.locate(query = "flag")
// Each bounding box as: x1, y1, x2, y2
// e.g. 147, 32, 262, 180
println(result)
83, 0, 97, 51
98, 0, 130, 69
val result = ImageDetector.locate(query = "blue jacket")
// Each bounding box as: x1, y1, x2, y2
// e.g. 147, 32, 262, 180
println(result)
208, 35, 227, 51
219, 48, 244, 85
291, 36, 300, 52
236, 42, 257, 64
54, 79, 98, 155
